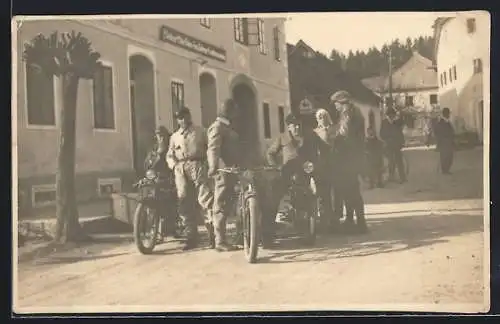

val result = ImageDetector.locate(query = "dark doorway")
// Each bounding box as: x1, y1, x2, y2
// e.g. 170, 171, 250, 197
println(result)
129, 55, 156, 176
199, 73, 218, 129
232, 83, 259, 166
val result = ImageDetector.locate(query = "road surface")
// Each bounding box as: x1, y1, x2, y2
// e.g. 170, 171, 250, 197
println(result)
14, 148, 488, 313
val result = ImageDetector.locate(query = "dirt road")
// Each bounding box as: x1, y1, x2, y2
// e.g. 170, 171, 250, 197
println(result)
14, 148, 488, 313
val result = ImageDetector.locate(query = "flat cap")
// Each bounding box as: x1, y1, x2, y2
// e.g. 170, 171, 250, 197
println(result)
174, 107, 191, 119
330, 90, 352, 104
285, 113, 300, 125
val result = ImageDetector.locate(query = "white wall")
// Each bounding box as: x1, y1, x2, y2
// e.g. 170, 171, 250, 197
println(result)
437, 13, 490, 96
436, 12, 490, 137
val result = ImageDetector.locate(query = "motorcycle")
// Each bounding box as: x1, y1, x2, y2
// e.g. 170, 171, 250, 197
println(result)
132, 169, 179, 254
218, 166, 279, 263
285, 160, 319, 246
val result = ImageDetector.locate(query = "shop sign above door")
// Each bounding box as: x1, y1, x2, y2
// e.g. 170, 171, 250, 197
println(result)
159, 25, 227, 62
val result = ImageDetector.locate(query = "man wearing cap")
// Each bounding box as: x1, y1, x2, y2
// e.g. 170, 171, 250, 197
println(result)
206, 98, 242, 252
265, 113, 329, 246
166, 107, 215, 250
330, 90, 368, 233
380, 107, 407, 183
144, 125, 180, 239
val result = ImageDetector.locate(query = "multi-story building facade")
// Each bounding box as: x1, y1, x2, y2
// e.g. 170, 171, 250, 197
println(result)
15, 17, 290, 211
433, 12, 490, 142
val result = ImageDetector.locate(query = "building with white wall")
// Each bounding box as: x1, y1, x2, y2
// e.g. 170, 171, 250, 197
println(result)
362, 51, 439, 114
14, 17, 290, 212
432, 12, 490, 142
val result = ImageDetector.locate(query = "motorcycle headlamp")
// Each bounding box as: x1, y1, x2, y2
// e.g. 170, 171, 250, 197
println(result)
145, 169, 157, 180
303, 161, 314, 174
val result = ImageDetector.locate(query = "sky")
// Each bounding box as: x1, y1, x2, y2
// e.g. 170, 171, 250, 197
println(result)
284, 12, 445, 56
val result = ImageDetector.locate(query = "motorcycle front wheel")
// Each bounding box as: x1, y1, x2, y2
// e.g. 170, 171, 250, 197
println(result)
243, 196, 260, 263
133, 202, 159, 255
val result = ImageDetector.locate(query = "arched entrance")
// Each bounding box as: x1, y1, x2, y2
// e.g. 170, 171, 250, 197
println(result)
231, 81, 259, 166
199, 73, 218, 129
129, 54, 156, 175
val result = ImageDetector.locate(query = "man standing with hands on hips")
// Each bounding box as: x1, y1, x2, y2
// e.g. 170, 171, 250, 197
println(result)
207, 98, 241, 252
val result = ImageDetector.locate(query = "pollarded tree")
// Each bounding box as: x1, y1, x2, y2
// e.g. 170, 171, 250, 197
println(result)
23, 31, 101, 243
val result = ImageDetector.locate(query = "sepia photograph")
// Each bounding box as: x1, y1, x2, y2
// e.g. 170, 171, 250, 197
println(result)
12, 11, 490, 314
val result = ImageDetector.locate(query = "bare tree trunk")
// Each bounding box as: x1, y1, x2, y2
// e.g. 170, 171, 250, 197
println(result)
54, 73, 88, 243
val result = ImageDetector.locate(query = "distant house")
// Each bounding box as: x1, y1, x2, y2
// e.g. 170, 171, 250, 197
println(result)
361, 50, 439, 114
432, 13, 489, 143
287, 40, 382, 134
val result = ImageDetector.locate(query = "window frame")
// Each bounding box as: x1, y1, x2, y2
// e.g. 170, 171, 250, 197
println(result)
467, 18, 476, 34
430, 94, 438, 105
171, 79, 185, 129
273, 26, 281, 61
23, 61, 58, 130
91, 60, 117, 132
405, 95, 414, 107
97, 177, 122, 197
257, 18, 267, 55
200, 18, 212, 29
31, 183, 57, 208
473, 58, 483, 74
233, 18, 249, 45
262, 101, 271, 139
278, 105, 285, 133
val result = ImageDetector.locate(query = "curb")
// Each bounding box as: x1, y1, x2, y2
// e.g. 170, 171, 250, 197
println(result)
17, 216, 117, 263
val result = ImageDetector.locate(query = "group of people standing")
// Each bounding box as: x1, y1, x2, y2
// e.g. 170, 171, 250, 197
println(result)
146, 99, 244, 252
268, 90, 369, 235
144, 88, 456, 253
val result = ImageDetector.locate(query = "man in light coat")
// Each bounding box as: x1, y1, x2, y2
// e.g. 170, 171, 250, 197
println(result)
207, 98, 241, 252
166, 107, 215, 250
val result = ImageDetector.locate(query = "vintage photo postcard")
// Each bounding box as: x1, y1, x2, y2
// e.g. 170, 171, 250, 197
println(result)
12, 11, 490, 314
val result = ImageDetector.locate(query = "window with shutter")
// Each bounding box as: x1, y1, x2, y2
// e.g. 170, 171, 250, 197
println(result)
26, 64, 56, 126
93, 65, 115, 130
233, 18, 248, 45
273, 26, 281, 61
263, 102, 271, 139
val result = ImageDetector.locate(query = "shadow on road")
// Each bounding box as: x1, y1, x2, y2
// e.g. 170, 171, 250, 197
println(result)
362, 149, 483, 205
258, 212, 484, 264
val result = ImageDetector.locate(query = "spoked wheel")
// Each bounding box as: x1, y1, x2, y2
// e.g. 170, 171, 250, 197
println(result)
133, 203, 159, 255
243, 197, 260, 263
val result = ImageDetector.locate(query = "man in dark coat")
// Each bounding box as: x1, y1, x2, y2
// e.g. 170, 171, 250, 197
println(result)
434, 107, 455, 174
330, 90, 368, 233
265, 113, 330, 246
144, 126, 179, 238
380, 108, 407, 183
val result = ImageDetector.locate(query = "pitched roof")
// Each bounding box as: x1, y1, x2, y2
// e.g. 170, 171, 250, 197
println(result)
361, 51, 438, 93
287, 41, 380, 113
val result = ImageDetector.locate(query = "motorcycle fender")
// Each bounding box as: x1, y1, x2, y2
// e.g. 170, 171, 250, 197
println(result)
309, 177, 317, 196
